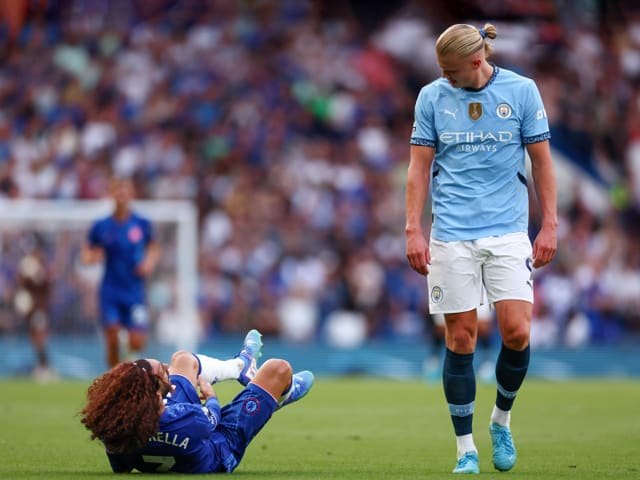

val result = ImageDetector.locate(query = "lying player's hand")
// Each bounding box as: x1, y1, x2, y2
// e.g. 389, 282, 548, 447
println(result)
198, 377, 216, 401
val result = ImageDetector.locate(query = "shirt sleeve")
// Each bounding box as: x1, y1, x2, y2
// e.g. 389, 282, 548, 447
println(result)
521, 79, 551, 144
410, 86, 437, 147
202, 397, 221, 427
165, 402, 221, 439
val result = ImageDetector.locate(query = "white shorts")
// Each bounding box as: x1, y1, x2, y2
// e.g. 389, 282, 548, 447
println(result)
427, 232, 533, 314
432, 292, 493, 326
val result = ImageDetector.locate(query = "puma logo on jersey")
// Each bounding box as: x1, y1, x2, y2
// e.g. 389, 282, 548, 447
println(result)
442, 109, 457, 119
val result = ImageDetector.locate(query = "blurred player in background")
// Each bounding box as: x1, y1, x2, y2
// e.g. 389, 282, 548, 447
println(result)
14, 238, 57, 382
80, 329, 315, 474
405, 23, 557, 473
82, 177, 160, 368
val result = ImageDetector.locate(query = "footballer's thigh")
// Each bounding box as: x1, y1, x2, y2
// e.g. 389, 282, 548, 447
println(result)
428, 238, 484, 314
493, 300, 532, 350
443, 309, 480, 353
481, 232, 533, 349
481, 232, 533, 305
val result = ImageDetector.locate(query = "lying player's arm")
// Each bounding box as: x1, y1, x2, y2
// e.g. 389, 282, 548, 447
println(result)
199, 379, 222, 430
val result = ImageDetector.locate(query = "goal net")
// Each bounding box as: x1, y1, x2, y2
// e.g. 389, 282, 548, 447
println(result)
0, 198, 200, 350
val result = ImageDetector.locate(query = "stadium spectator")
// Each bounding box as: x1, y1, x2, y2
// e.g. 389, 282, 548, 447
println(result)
405, 23, 557, 474
80, 329, 314, 473
0, 0, 639, 357
13, 236, 57, 382
81, 177, 160, 367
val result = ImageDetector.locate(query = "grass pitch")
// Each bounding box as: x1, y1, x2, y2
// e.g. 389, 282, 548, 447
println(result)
1, 377, 638, 479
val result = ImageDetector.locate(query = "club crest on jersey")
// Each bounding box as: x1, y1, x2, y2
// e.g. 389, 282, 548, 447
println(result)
496, 103, 512, 119
128, 225, 143, 243
468, 103, 482, 120
430, 286, 443, 304
242, 397, 261, 415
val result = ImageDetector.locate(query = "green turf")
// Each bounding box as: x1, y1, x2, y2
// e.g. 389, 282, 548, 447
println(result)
1, 377, 638, 479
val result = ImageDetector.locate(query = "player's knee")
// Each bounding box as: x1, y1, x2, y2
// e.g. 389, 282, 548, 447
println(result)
261, 358, 292, 379
502, 326, 529, 350
170, 350, 198, 372
447, 329, 475, 352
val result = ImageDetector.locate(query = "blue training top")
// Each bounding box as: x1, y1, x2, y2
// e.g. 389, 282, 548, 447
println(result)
410, 66, 550, 242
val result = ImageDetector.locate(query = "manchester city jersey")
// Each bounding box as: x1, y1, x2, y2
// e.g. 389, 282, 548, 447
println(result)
410, 66, 550, 241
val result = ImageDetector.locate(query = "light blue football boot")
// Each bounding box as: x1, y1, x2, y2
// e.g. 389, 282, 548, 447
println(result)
236, 329, 263, 386
490, 423, 517, 471
278, 371, 315, 408
453, 451, 480, 474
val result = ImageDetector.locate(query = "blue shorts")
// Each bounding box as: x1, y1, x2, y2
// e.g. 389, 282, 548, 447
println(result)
100, 292, 149, 331
168, 375, 278, 472
217, 383, 278, 468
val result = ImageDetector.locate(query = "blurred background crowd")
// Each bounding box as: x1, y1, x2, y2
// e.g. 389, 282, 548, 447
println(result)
1, 0, 639, 353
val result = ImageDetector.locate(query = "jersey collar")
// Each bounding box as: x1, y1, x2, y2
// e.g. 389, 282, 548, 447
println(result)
463, 64, 498, 93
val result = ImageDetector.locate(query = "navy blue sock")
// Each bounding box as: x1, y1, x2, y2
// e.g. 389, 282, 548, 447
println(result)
442, 348, 476, 436
495, 343, 530, 411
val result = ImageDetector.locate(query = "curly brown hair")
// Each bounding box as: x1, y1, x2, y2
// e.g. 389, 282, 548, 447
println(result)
80, 359, 169, 454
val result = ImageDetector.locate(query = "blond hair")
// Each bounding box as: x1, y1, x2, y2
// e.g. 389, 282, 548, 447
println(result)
435, 23, 497, 59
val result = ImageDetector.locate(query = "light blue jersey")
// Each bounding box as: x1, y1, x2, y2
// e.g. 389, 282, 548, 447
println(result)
410, 66, 550, 241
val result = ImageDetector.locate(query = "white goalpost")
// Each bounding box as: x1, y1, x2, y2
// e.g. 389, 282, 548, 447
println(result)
0, 198, 200, 350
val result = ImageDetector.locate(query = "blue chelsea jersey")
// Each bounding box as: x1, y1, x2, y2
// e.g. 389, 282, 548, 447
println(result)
88, 212, 154, 299
106, 397, 231, 474
410, 66, 550, 242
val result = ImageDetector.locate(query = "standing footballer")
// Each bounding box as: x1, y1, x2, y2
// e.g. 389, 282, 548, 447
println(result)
82, 177, 160, 368
405, 23, 557, 474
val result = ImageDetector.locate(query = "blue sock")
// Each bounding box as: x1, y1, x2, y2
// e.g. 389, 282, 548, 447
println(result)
443, 348, 476, 436
495, 343, 530, 411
